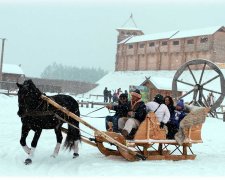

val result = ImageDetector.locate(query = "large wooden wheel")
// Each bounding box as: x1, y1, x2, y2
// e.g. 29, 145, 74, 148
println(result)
172, 59, 225, 112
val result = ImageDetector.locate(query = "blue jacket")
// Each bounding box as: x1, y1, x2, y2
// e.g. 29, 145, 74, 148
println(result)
170, 110, 186, 129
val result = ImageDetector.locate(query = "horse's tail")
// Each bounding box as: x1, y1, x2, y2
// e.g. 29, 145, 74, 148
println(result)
64, 107, 81, 151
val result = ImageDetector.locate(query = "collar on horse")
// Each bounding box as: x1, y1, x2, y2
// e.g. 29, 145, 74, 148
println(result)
21, 111, 55, 118
21, 96, 55, 118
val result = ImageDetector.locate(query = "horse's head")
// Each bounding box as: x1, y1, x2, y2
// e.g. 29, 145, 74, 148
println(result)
17, 79, 42, 117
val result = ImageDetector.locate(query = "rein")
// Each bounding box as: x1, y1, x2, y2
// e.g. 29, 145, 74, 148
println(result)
80, 114, 107, 118
85, 106, 106, 115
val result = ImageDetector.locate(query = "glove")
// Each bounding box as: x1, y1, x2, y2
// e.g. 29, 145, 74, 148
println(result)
160, 122, 164, 129
106, 104, 113, 110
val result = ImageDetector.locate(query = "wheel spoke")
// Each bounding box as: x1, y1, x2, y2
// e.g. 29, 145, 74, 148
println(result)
177, 79, 195, 87
187, 65, 198, 84
178, 88, 195, 99
201, 75, 220, 86
202, 93, 210, 107
193, 90, 198, 104
203, 88, 222, 95
199, 62, 206, 84
198, 90, 204, 105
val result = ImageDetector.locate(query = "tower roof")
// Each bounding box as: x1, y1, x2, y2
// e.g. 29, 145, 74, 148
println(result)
117, 13, 143, 32
116, 27, 142, 31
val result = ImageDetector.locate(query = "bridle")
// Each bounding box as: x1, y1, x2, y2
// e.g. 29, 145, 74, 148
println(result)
18, 86, 54, 118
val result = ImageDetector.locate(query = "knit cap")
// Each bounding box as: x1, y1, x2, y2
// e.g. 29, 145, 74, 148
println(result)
154, 94, 164, 104
176, 99, 184, 109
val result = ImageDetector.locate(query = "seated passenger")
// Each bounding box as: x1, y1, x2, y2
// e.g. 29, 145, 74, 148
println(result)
118, 89, 147, 139
105, 93, 130, 133
145, 94, 170, 129
166, 99, 186, 139
164, 96, 175, 118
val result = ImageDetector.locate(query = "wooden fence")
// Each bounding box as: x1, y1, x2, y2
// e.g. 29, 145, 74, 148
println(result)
77, 100, 117, 108
89, 94, 104, 100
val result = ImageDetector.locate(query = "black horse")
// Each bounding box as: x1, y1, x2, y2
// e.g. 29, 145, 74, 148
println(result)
16, 79, 81, 165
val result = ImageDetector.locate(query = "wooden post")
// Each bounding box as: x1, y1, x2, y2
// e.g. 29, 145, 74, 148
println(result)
183, 145, 187, 155
86, 102, 89, 108
158, 143, 163, 155
91, 102, 94, 108
81, 100, 83, 107
0, 38, 6, 81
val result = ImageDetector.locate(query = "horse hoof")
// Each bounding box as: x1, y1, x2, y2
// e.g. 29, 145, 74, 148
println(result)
73, 153, 79, 159
24, 158, 32, 165
51, 154, 56, 158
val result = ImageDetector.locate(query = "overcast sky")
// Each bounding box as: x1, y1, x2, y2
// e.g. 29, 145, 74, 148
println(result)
0, 0, 225, 77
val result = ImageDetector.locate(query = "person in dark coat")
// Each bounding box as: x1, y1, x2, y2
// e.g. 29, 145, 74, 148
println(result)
112, 91, 118, 103
124, 90, 128, 97
108, 90, 112, 103
166, 99, 186, 139
164, 96, 175, 117
105, 93, 131, 133
118, 89, 147, 139
103, 87, 108, 103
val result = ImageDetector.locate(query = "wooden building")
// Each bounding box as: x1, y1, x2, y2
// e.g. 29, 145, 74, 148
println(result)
140, 76, 183, 101
2, 64, 25, 82
115, 26, 225, 71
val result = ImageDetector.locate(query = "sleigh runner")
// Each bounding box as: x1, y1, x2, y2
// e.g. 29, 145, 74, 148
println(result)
41, 94, 209, 161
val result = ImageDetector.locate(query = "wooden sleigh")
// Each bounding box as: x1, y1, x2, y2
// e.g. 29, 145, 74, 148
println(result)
94, 107, 210, 161
41, 95, 209, 162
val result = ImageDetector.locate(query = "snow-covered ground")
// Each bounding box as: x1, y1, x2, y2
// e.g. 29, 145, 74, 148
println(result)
1, 69, 225, 177
1, 92, 225, 177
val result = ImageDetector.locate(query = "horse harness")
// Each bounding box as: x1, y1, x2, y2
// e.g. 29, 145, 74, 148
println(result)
20, 96, 53, 117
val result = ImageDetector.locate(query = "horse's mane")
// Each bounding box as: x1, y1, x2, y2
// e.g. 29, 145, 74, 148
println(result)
17, 79, 43, 116
24, 79, 41, 94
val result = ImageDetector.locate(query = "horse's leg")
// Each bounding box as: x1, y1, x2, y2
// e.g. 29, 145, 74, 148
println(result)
24, 129, 42, 165
51, 127, 63, 158
20, 124, 31, 155
72, 140, 79, 158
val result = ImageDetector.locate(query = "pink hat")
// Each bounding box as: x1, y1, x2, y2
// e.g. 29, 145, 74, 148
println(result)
130, 89, 141, 99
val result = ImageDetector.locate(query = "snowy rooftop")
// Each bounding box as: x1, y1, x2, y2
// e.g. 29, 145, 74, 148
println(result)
2, 64, 24, 75
122, 26, 224, 44
84, 70, 192, 96
125, 31, 178, 44
171, 25, 224, 39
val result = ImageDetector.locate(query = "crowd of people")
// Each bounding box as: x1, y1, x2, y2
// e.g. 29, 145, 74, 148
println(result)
105, 89, 187, 140
103, 87, 128, 103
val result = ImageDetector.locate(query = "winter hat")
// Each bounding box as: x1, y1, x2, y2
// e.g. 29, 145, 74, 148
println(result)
119, 93, 128, 99
176, 99, 184, 109
130, 89, 142, 99
154, 94, 164, 104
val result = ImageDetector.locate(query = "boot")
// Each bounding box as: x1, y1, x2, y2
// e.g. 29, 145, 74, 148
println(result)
121, 129, 128, 138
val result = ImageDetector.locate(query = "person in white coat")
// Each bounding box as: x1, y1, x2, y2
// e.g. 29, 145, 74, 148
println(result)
145, 94, 170, 129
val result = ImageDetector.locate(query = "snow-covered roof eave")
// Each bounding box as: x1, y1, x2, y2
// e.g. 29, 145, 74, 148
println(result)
2, 64, 25, 75
123, 26, 224, 44
125, 30, 178, 44
170, 26, 224, 39
117, 36, 134, 44
116, 27, 142, 31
